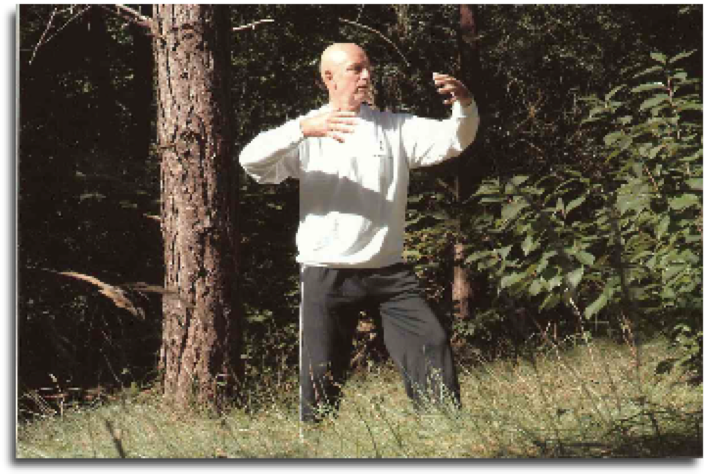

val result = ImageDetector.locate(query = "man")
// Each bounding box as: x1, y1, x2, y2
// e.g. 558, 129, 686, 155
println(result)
240, 43, 479, 423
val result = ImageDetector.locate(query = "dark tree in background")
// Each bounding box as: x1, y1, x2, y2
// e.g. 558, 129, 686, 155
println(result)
129, 4, 154, 162
452, 4, 486, 321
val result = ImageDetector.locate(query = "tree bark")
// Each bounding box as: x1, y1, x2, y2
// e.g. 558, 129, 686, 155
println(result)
153, 4, 241, 409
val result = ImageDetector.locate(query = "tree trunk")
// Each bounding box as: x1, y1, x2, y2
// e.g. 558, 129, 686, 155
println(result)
452, 5, 485, 320
153, 4, 241, 409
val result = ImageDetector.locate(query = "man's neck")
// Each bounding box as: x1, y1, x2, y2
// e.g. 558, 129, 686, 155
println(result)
329, 99, 362, 113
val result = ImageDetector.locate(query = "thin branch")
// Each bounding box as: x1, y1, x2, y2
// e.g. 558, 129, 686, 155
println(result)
339, 17, 410, 68
29, 6, 91, 65
114, 4, 151, 24
102, 4, 157, 36
29, 7, 57, 65
28, 4, 154, 59
232, 18, 275, 32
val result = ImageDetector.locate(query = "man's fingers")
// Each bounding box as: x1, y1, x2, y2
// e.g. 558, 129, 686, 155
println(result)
332, 117, 358, 126
432, 73, 470, 104
435, 78, 460, 91
328, 131, 346, 143
328, 114, 358, 135
334, 110, 358, 117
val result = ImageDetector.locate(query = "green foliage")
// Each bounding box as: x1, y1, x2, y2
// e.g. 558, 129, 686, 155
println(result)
466, 51, 702, 376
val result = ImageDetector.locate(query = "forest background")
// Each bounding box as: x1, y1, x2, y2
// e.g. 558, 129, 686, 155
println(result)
16, 2, 702, 437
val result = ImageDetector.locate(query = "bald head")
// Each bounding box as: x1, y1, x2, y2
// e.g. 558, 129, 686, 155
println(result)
319, 43, 372, 111
319, 43, 367, 79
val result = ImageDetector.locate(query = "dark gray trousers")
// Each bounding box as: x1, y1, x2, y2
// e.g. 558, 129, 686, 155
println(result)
299, 263, 460, 422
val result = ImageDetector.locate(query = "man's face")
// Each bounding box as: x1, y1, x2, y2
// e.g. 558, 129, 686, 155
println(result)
327, 46, 373, 110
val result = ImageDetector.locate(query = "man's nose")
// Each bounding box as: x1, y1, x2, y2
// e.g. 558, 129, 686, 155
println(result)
361, 68, 371, 80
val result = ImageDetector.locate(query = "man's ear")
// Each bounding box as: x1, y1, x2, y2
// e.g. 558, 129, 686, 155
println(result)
323, 70, 333, 84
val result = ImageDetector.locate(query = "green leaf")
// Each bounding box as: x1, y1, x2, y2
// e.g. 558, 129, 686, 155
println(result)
496, 245, 513, 259
466, 250, 491, 263
634, 65, 664, 78
648, 144, 665, 159
540, 293, 561, 311
650, 52, 667, 64
584, 292, 609, 319
604, 131, 625, 146
669, 194, 700, 211
617, 115, 633, 126
617, 193, 648, 215
663, 264, 686, 283
500, 272, 524, 290
430, 210, 450, 220
685, 178, 702, 191
476, 182, 500, 195
605, 85, 626, 101
639, 94, 669, 111
669, 50, 695, 64
656, 215, 670, 239
521, 234, 535, 256
502, 201, 529, 221
565, 196, 586, 216
479, 196, 504, 203
632, 83, 666, 93
566, 267, 584, 290
528, 279, 543, 296
546, 273, 562, 291
509, 175, 530, 187
682, 150, 704, 161
556, 197, 565, 214
575, 251, 595, 266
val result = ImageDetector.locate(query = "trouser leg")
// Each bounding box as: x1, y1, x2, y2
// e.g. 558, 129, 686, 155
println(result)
299, 267, 358, 423
375, 265, 461, 410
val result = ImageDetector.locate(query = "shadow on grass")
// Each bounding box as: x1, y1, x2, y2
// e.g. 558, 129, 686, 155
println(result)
525, 410, 703, 458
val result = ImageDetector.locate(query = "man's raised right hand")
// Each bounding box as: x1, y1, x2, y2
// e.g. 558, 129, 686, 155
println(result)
300, 110, 358, 143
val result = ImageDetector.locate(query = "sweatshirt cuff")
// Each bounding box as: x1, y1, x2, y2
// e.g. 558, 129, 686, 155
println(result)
281, 117, 305, 146
452, 99, 479, 119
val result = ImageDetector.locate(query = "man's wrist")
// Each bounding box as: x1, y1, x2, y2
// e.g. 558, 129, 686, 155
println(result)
296, 117, 308, 140
457, 93, 474, 107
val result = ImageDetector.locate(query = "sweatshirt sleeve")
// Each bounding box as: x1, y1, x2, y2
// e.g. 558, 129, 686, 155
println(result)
400, 100, 480, 169
239, 118, 305, 184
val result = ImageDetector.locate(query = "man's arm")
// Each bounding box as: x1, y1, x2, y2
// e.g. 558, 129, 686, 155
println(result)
239, 110, 358, 184
239, 118, 305, 184
401, 72, 480, 169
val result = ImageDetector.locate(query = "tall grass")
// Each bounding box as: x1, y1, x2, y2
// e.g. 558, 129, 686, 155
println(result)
16, 337, 702, 459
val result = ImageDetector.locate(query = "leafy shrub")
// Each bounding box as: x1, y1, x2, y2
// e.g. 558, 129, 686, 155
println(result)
464, 51, 702, 376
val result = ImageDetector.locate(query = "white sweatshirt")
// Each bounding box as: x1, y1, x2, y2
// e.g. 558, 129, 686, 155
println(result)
239, 101, 480, 268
